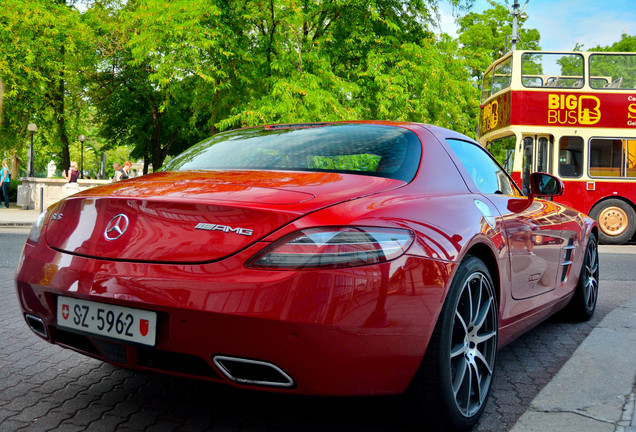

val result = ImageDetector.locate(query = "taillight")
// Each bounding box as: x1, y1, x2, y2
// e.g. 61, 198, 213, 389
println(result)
246, 227, 414, 270
27, 211, 47, 244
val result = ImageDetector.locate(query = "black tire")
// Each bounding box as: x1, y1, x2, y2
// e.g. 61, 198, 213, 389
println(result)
589, 199, 636, 245
564, 234, 599, 321
408, 256, 498, 431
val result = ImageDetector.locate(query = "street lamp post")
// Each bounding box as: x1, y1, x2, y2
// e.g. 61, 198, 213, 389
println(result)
505, 0, 530, 51
78, 134, 86, 179
27, 123, 37, 177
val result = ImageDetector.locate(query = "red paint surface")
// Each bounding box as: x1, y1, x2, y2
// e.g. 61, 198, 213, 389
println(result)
15, 121, 596, 396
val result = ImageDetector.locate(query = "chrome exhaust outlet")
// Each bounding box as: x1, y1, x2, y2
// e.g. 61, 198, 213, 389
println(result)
213, 355, 295, 388
25, 314, 48, 339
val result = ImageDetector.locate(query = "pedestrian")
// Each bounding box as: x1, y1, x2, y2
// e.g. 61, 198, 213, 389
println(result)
0, 159, 10, 209
122, 161, 132, 179
62, 162, 80, 183
112, 163, 124, 181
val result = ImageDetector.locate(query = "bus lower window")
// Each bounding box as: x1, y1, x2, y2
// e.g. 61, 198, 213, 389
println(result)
590, 138, 636, 178
559, 137, 583, 178
629, 140, 636, 178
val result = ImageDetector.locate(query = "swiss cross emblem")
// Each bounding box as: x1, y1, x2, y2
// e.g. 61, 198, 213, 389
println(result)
62, 304, 69, 320
139, 319, 149, 336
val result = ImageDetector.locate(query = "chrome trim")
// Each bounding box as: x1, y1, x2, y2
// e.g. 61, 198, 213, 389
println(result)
25, 314, 48, 339
104, 214, 129, 240
213, 355, 295, 388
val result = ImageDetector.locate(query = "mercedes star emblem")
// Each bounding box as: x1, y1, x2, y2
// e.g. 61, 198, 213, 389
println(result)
104, 214, 130, 240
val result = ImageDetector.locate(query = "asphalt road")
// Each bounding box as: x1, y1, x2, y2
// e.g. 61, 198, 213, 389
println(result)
1, 227, 635, 432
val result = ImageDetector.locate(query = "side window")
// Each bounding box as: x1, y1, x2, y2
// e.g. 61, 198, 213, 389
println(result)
589, 138, 623, 177
589, 138, 636, 178
559, 136, 584, 178
447, 139, 520, 196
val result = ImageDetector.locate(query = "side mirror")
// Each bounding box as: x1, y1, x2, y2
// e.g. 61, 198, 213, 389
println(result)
529, 172, 564, 198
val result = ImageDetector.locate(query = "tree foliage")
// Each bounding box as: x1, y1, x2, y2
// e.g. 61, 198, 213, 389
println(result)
2, 0, 634, 176
71, 0, 483, 172
0, 0, 94, 176
457, 0, 540, 81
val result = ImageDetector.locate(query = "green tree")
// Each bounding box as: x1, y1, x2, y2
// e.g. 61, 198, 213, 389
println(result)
587, 34, 636, 89
590, 33, 636, 52
216, 0, 478, 135
85, 0, 227, 172
457, 0, 540, 81
0, 0, 93, 177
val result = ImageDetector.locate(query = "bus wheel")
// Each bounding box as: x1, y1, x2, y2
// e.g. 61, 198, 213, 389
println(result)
589, 199, 636, 245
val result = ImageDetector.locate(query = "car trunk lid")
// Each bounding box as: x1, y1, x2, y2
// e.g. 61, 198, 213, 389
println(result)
44, 171, 405, 263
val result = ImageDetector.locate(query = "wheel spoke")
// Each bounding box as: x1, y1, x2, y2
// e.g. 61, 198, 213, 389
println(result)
463, 363, 474, 413
455, 309, 469, 334
586, 250, 598, 276
469, 359, 483, 404
473, 329, 496, 345
452, 357, 468, 396
472, 296, 493, 333
473, 349, 494, 376
466, 280, 476, 327
451, 342, 467, 359
469, 276, 484, 326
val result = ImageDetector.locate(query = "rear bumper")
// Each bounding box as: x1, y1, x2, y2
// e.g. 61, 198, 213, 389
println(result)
15, 241, 452, 396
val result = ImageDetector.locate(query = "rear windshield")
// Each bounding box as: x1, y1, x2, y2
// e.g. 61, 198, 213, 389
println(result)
163, 124, 422, 182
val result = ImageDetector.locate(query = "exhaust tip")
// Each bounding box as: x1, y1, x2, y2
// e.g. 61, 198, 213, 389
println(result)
25, 314, 48, 339
213, 355, 295, 388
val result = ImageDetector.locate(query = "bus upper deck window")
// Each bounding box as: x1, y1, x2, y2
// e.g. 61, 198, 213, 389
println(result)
523, 77, 543, 87
522, 53, 584, 89
491, 57, 512, 94
481, 70, 494, 103
590, 54, 635, 89
559, 136, 583, 178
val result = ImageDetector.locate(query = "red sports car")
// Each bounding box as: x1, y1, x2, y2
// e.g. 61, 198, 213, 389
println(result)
16, 122, 598, 431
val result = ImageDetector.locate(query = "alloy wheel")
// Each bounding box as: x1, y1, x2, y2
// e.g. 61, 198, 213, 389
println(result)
450, 271, 498, 417
582, 238, 599, 312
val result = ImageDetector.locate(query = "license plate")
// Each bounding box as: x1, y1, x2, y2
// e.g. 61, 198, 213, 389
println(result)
57, 297, 157, 346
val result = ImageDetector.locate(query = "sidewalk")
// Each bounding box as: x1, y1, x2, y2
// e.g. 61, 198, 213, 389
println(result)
0, 204, 41, 227
1, 205, 635, 431
510, 296, 636, 432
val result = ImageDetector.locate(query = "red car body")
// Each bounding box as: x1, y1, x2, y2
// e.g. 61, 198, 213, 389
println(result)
16, 121, 598, 429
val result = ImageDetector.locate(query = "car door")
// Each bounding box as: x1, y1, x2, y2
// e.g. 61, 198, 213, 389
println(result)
446, 138, 564, 299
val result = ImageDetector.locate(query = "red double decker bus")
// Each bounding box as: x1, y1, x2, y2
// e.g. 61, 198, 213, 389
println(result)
478, 50, 636, 244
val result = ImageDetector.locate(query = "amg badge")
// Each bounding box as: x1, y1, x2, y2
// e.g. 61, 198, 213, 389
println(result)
195, 223, 253, 236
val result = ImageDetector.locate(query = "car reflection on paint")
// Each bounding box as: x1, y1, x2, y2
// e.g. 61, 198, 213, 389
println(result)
16, 122, 599, 431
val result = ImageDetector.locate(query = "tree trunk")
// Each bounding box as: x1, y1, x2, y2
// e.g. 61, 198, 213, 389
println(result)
9, 150, 19, 179
56, 45, 71, 173
150, 101, 163, 172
